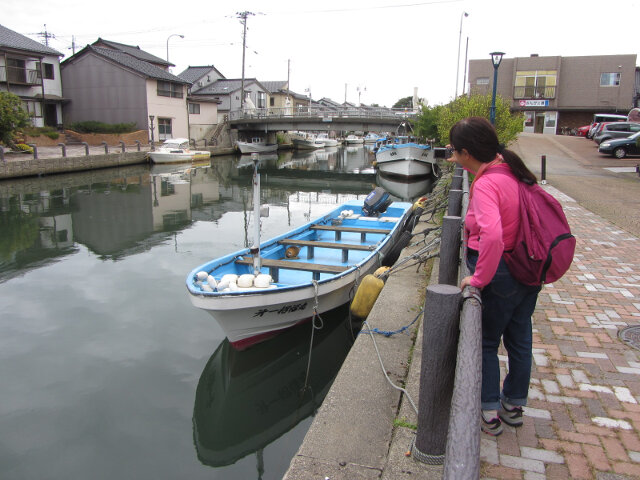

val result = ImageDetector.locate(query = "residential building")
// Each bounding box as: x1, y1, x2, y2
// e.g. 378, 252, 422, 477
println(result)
177, 66, 224, 142
61, 39, 190, 141
188, 78, 270, 122
0, 24, 64, 128
468, 54, 637, 134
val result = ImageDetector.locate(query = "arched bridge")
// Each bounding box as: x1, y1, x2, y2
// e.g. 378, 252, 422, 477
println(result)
228, 107, 418, 133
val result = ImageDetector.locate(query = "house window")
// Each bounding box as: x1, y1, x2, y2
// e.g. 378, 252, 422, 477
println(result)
600, 72, 620, 86
22, 100, 42, 117
514, 70, 557, 99
43, 63, 54, 80
476, 77, 489, 85
157, 81, 183, 98
188, 103, 200, 114
257, 91, 266, 108
270, 97, 275, 107
7, 58, 27, 83
158, 118, 172, 140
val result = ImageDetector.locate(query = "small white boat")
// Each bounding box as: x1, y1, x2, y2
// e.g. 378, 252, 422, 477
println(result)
148, 138, 210, 164
376, 172, 435, 201
315, 133, 339, 147
187, 160, 412, 349
236, 137, 278, 154
344, 135, 364, 144
292, 134, 324, 150
364, 133, 383, 144
375, 137, 440, 178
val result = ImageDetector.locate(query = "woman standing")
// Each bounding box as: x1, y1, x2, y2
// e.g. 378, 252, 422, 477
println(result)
448, 117, 541, 436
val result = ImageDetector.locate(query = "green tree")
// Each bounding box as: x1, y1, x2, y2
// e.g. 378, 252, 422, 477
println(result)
436, 93, 524, 146
0, 92, 31, 149
412, 104, 444, 144
393, 96, 413, 109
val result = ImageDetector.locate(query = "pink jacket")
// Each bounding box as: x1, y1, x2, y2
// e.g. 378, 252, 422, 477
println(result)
465, 163, 520, 288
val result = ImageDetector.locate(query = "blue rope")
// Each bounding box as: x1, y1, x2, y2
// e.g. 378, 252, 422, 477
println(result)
360, 309, 423, 337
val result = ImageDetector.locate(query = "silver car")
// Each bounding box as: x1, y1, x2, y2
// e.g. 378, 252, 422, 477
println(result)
593, 122, 640, 145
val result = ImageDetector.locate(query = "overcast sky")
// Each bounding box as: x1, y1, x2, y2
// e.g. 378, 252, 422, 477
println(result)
5, 0, 639, 108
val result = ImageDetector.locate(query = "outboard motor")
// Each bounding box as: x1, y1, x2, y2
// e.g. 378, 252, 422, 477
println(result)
363, 187, 391, 217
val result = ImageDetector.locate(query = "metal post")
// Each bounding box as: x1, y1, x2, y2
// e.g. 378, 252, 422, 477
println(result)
81, 142, 89, 156
135, 140, 141, 151
489, 65, 499, 125
438, 216, 462, 286
57, 143, 67, 157
413, 284, 461, 465
101, 141, 109, 154
540, 155, 547, 184
451, 174, 463, 191
0, 146, 4, 164
119, 141, 126, 153
447, 189, 463, 217
27, 144, 38, 159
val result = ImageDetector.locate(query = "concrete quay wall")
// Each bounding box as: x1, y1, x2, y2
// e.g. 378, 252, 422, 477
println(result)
0, 151, 149, 180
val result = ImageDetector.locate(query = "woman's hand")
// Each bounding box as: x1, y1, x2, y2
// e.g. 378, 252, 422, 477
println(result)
460, 276, 473, 290
445, 144, 456, 163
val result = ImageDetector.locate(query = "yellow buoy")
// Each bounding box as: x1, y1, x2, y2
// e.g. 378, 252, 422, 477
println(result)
350, 274, 385, 319
373, 266, 391, 278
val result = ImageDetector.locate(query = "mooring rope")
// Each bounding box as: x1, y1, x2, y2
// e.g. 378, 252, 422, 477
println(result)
302, 280, 323, 395
361, 308, 423, 338
363, 319, 418, 416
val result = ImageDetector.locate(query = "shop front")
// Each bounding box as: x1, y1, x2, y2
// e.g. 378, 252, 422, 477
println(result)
520, 100, 557, 135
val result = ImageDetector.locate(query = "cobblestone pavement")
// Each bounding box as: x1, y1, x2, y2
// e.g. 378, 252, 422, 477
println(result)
480, 185, 640, 480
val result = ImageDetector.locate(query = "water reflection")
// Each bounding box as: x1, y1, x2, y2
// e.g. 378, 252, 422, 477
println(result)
0, 147, 378, 282
376, 172, 435, 202
193, 305, 355, 477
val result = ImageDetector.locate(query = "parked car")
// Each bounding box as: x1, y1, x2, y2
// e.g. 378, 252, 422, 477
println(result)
575, 125, 590, 137
598, 131, 640, 158
593, 122, 640, 145
587, 113, 628, 138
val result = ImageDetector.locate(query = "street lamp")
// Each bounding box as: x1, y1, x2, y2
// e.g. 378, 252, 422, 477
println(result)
455, 12, 469, 98
166, 34, 184, 63
149, 115, 155, 151
489, 51, 504, 125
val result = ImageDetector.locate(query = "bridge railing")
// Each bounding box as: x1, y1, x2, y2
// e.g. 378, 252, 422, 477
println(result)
229, 106, 418, 121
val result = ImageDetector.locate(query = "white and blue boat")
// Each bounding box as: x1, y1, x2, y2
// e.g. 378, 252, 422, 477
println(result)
186, 159, 412, 349
375, 136, 439, 178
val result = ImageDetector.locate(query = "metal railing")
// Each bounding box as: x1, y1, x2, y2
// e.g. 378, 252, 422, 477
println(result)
229, 106, 418, 121
0, 66, 41, 85
513, 85, 556, 99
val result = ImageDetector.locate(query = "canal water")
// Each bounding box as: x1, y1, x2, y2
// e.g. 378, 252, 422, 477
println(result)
0, 145, 433, 480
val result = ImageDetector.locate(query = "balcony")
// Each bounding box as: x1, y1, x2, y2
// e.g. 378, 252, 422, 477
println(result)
0, 66, 41, 85
513, 85, 556, 99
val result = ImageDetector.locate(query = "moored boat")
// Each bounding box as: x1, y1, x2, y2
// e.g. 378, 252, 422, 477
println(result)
375, 137, 440, 178
148, 138, 210, 164
186, 163, 412, 350
315, 133, 339, 147
292, 135, 324, 150
344, 134, 364, 144
364, 133, 383, 144
236, 137, 278, 154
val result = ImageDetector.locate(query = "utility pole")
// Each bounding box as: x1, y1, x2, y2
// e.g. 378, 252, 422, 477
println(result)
36, 24, 55, 47
237, 11, 254, 112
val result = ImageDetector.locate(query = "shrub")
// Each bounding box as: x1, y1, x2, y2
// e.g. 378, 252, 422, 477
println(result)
68, 121, 137, 134
14, 143, 33, 153
23, 126, 59, 140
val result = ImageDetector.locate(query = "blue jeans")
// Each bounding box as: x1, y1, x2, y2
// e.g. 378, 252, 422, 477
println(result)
467, 254, 541, 410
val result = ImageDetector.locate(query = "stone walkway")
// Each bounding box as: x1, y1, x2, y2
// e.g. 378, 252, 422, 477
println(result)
481, 185, 640, 479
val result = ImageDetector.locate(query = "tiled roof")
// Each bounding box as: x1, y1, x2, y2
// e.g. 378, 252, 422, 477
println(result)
262, 81, 287, 93
177, 65, 225, 84
92, 38, 170, 66
71, 46, 188, 83
193, 78, 245, 95
0, 24, 63, 56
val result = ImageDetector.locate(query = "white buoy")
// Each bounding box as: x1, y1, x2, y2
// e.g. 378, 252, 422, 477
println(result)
238, 274, 255, 288
196, 271, 208, 281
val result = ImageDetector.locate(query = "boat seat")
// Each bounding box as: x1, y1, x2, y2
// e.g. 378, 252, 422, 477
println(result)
310, 224, 391, 242
235, 256, 348, 282
278, 238, 374, 263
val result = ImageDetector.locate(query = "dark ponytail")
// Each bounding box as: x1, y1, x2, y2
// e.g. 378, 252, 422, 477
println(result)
449, 117, 537, 184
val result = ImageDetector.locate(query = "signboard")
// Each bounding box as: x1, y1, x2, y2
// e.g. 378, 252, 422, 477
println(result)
519, 99, 549, 107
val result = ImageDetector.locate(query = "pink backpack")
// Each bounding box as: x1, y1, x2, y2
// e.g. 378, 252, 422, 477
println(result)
487, 171, 576, 285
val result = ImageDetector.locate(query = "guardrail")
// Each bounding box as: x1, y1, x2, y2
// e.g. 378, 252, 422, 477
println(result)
413, 167, 483, 478
229, 106, 419, 121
